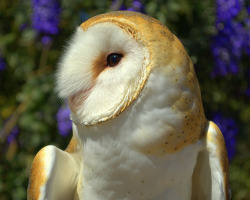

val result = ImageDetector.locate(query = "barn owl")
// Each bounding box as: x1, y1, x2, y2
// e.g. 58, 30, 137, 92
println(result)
27, 11, 230, 200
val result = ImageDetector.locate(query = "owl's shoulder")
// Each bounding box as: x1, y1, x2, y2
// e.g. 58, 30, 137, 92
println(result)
28, 144, 80, 200
27, 146, 55, 200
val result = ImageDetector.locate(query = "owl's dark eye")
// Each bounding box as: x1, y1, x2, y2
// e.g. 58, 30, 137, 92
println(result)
107, 53, 123, 67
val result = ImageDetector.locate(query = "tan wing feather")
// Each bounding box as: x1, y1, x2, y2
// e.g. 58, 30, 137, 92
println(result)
192, 121, 230, 200
27, 147, 48, 200
27, 145, 80, 200
207, 121, 230, 199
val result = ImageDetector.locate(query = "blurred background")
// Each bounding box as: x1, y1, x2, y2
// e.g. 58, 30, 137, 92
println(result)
0, 0, 249, 199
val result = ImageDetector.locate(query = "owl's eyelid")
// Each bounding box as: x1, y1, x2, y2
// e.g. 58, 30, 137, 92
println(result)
106, 52, 124, 58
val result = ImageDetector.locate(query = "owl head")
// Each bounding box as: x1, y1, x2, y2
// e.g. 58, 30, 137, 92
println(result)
56, 11, 206, 143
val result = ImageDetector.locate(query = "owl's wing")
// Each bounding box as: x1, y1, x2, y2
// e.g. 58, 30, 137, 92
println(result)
191, 121, 230, 200
27, 144, 80, 200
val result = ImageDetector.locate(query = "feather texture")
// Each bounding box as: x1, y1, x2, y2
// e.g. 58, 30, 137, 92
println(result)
28, 11, 229, 200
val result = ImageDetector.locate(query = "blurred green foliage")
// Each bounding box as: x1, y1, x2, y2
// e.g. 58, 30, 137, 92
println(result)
0, 0, 249, 199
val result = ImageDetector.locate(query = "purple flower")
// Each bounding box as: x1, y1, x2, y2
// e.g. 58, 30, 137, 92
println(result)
127, 0, 144, 12
211, 21, 244, 76
31, 0, 61, 44
112, 0, 144, 13
7, 126, 19, 144
41, 35, 52, 46
216, 0, 242, 22
56, 106, 72, 137
246, 88, 250, 96
212, 113, 238, 161
0, 56, 6, 71
211, 0, 249, 77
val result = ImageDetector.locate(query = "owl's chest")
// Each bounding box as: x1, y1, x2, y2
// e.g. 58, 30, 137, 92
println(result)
75, 137, 202, 200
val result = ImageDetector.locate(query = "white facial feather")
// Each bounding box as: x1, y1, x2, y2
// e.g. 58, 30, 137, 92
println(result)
56, 27, 93, 98
57, 23, 150, 125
